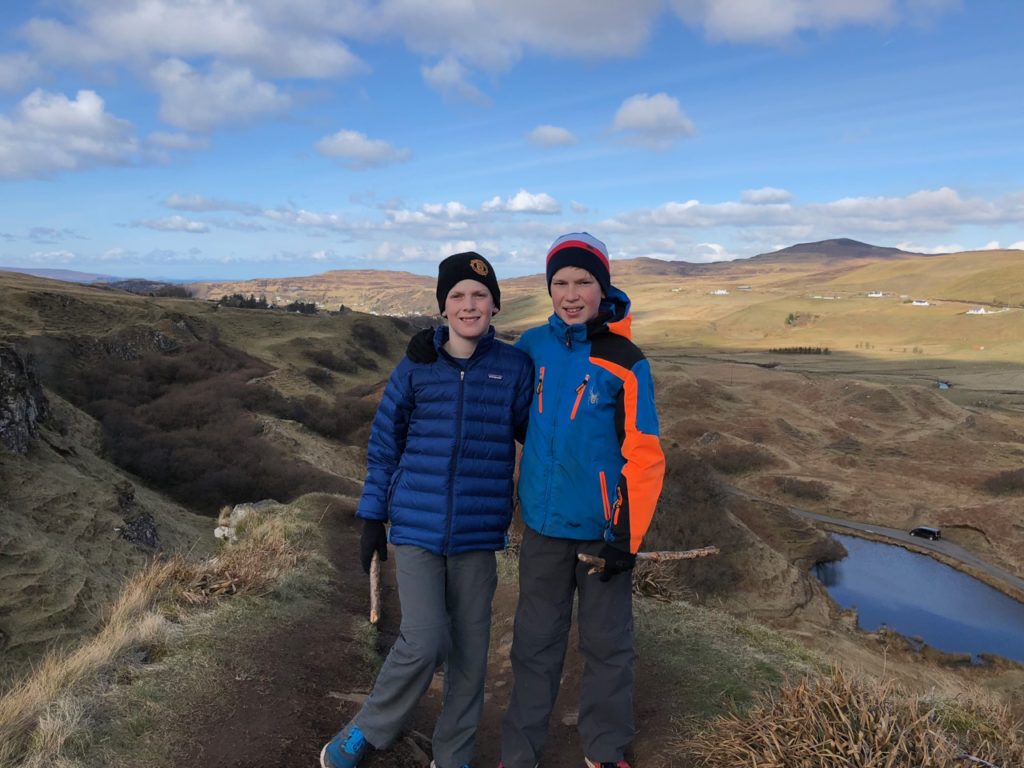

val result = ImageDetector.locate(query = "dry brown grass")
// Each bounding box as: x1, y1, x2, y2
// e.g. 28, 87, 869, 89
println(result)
632, 560, 687, 602
168, 515, 300, 606
0, 510, 302, 767
0, 562, 173, 766
681, 666, 1024, 768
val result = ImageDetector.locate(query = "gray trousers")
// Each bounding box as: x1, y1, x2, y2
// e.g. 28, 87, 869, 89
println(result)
355, 545, 497, 768
501, 527, 636, 767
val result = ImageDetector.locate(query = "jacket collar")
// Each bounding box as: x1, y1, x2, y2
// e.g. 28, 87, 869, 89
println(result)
434, 325, 497, 363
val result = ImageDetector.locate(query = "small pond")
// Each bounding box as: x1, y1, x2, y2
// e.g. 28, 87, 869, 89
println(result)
813, 534, 1024, 663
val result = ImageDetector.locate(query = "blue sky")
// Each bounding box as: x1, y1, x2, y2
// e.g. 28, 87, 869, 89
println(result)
1, 0, 1022, 280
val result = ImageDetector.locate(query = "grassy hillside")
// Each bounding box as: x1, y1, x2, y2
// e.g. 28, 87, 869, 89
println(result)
0, 271, 405, 673
2, 262, 1023, 767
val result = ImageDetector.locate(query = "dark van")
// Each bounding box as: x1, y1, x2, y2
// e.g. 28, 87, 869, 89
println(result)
909, 526, 941, 540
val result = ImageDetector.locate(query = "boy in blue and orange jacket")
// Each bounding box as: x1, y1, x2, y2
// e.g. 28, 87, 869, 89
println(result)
501, 232, 665, 768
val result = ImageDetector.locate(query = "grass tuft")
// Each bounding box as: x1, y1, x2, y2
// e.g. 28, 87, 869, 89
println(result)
681, 666, 1024, 767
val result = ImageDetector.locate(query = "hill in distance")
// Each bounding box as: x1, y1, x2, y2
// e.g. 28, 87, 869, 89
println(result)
748, 238, 924, 262
0, 267, 117, 284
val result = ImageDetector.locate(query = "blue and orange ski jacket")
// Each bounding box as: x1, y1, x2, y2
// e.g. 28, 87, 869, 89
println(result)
516, 286, 665, 553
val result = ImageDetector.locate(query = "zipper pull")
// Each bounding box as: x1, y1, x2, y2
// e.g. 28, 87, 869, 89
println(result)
570, 373, 590, 420
536, 367, 545, 414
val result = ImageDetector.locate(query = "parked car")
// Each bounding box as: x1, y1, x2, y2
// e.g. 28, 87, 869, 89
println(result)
909, 526, 941, 540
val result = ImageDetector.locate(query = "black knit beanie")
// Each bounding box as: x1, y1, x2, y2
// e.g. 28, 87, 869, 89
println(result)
436, 251, 501, 313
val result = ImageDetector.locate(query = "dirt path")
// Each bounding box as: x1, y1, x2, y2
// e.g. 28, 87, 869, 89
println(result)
174, 506, 676, 768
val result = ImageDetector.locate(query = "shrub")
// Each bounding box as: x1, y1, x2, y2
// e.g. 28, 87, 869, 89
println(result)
982, 468, 1024, 495
703, 443, 775, 474
774, 476, 830, 501
304, 366, 333, 387
38, 340, 363, 515
351, 321, 390, 356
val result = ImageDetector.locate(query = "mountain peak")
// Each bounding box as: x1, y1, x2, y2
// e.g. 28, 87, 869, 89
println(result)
763, 239, 922, 260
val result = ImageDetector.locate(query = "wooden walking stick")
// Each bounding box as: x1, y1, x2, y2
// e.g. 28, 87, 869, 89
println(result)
578, 546, 720, 575
369, 550, 382, 625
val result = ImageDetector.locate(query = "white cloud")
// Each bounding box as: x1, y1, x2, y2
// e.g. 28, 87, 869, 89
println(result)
315, 130, 412, 170
611, 93, 696, 150
528, 125, 578, 147
670, 0, 943, 43
136, 216, 210, 233
570, 200, 589, 214
0, 53, 40, 92
27, 249, 76, 264
742, 187, 793, 204
262, 207, 353, 231
420, 201, 477, 219
0, 89, 138, 179
814, 187, 1005, 232
691, 242, 736, 262
421, 56, 490, 104
152, 59, 290, 132
373, 0, 663, 72
483, 190, 561, 214
22, 1, 364, 79
147, 131, 210, 151
895, 241, 962, 254
164, 194, 260, 215
1010, 241, 1024, 251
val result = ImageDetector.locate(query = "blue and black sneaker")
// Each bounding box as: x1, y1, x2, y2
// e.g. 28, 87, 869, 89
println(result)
320, 723, 368, 768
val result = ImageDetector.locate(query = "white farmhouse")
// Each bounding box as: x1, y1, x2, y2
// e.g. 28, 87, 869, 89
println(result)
868, 291, 884, 298
911, 300, 930, 306
710, 289, 729, 295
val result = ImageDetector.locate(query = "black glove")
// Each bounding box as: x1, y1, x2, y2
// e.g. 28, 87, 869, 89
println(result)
360, 519, 388, 574
406, 327, 438, 364
597, 542, 636, 582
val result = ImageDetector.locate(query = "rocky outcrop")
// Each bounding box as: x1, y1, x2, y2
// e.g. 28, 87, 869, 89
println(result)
0, 343, 49, 453
113, 483, 161, 550
215, 499, 281, 542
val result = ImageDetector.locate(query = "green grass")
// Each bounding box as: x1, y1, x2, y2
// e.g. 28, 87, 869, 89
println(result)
634, 598, 823, 722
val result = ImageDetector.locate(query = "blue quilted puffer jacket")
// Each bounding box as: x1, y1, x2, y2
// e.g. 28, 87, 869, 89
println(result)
356, 326, 534, 555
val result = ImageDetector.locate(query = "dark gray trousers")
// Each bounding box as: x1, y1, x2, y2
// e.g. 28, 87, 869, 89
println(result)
501, 527, 635, 767
355, 545, 497, 768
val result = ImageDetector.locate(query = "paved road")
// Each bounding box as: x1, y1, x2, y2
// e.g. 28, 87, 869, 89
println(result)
728, 487, 1024, 602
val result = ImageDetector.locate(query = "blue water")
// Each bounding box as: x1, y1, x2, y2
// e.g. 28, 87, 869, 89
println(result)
813, 534, 1024, 663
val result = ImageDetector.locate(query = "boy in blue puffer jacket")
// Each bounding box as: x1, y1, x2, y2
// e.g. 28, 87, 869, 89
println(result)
320, 251, 533, 768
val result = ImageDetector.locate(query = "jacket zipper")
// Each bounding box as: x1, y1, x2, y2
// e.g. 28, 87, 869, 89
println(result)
570, 374, 590, 420
444, 367, 466, 554
599, 470, 612, 521
536, 366, 545, 414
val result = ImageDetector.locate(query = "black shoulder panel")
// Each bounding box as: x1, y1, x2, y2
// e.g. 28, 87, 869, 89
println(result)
588, 331, 644, 370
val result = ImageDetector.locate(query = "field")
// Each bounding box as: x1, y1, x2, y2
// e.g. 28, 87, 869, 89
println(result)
2, 248, 1023, 766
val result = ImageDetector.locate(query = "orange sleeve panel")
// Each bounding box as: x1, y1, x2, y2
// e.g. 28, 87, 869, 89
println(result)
591, 357, 666, 553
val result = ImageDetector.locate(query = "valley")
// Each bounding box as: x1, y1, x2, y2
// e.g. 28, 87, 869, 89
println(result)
2, 240, 1023, 766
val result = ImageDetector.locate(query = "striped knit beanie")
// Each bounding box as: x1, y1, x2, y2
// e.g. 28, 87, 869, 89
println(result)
545, 232, 611, 296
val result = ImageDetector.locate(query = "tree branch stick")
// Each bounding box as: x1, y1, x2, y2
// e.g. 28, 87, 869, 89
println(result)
369, 551, 382, 625
578, 546, 720, 575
